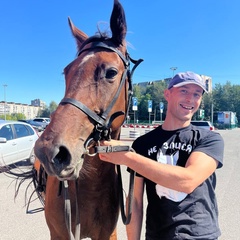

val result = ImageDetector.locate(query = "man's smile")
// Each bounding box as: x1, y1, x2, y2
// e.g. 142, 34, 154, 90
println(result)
180, 103, 194, 110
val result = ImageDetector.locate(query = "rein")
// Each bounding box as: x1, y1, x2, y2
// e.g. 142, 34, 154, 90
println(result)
59, 41, 143, 239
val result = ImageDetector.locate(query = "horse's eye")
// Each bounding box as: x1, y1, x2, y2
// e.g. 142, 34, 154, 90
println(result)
105, 68, 118, 80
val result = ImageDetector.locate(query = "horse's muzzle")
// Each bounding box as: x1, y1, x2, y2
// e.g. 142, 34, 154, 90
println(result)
35, 139, 84, 180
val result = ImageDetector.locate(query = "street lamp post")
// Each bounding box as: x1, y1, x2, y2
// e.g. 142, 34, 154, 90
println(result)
3, 84, 7, 120
170, 67, 177, 77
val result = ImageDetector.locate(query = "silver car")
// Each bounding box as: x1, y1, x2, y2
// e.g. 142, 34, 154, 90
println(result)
0, 120, 38, 166
32, 117, 50, 129
191, 121, 215, 131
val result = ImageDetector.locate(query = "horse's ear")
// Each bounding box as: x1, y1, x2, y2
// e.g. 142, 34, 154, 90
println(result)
68, 17, 88, 51
110, 0, 127, 46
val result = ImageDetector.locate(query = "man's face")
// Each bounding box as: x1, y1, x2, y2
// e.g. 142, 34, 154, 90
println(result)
164, 84, 203, 122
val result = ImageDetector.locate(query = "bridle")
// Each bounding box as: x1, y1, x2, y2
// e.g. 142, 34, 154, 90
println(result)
60, 41, 143, 146
58, 40, 143, 240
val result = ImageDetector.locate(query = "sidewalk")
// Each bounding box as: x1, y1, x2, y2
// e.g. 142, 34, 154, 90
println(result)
120, 126, 153, 141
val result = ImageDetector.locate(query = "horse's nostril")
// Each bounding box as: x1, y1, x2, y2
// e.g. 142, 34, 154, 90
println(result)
53, 146, 71, 165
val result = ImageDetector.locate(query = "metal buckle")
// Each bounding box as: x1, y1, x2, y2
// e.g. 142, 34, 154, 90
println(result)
84, 138, 100, 157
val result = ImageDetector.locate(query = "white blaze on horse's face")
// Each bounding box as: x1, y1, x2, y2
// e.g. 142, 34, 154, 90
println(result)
79, 53, 94, 67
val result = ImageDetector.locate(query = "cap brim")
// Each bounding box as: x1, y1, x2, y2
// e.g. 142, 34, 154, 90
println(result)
173, 81, 208, 93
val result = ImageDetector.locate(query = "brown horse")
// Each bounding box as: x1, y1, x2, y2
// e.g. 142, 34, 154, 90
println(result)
34, 0, 142, 239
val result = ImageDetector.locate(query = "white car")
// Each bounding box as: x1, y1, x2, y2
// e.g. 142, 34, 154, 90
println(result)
0, 120, 39, 166
191, 121, 215, 131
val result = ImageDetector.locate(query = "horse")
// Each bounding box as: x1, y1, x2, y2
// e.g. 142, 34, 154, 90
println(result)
34, 0, 142, 239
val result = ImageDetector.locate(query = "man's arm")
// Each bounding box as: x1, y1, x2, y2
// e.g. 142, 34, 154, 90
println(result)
129, 151, 218, 194
99, 140, 218, 194
126, 176, 144, 240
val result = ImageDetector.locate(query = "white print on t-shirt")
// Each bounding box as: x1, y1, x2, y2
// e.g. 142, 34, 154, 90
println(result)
148, 142, 193, 156
155, 148, 187, 202
148, 145, 158, 156
162, 141, 192, 154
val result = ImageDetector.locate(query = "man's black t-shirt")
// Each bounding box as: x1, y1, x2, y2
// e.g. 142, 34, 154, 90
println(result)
132, 124, 224, 240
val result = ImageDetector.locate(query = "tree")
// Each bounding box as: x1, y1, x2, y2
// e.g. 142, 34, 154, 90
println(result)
138, 93, 152, 121
11, 113, 26, 120
212, 82, 240, 123
131, 80, 240, 125
40, 108, 50, 117
131, 81, 167, 122
0, 113, 26, 120
38, 101, 58, 117
202, 93, 213, 121
146, 81, 167, 122
49, 101, 58, 113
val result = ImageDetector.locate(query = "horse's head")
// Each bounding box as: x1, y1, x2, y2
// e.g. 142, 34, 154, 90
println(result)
34, 0, 141, 180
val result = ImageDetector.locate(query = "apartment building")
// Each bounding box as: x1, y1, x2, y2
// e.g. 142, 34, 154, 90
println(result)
0, 98, 45, 119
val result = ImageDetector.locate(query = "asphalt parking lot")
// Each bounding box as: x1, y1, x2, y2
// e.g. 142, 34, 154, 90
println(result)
0, 128, 239, 239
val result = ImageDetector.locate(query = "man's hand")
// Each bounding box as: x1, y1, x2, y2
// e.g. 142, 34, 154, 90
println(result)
98, 140, 131, 165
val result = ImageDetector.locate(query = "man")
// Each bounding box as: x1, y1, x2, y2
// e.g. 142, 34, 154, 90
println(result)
99, 71, 224, 240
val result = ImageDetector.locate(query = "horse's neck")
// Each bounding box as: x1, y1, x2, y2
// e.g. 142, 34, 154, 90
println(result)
79, 154, 117, 193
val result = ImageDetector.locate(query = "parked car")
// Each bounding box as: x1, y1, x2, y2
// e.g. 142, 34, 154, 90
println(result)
18, 119, 44, 132
0, 120, 38, 165
33, 117, 50, 123
191, 121, 215, 131
32, 117, 50, 129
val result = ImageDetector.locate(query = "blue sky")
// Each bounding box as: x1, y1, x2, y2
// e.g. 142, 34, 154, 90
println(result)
1, 0, 240, 106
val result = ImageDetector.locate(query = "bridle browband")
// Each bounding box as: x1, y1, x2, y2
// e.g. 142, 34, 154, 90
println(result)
60, 41, 143, 144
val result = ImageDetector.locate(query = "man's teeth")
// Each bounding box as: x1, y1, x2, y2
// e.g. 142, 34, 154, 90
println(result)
181, 104, 193, 110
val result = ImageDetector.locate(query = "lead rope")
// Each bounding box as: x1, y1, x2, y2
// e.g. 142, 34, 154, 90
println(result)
63, 180, 80, 240
117, 166, 136, 225
74, 181, 81, 240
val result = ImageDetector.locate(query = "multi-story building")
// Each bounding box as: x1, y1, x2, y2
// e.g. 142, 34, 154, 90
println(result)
31, 99, 46, 108
0, 99, 46, 119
